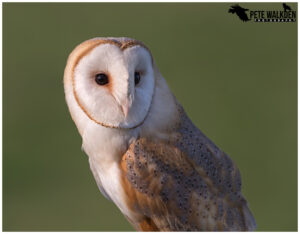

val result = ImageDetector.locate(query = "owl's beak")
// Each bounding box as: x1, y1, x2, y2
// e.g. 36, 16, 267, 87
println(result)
122, 101, 130, 118
121, 96, 133, 118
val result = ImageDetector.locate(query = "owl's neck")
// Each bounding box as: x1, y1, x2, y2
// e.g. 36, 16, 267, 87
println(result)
82, 73, 179, 165
138, 73, 180, 141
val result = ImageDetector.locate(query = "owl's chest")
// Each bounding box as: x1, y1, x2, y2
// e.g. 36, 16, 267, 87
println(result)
82, 125, 139, 218
90, 158, 131, 216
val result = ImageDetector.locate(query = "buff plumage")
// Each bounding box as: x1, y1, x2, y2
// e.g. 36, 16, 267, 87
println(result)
64, 37, 256, 231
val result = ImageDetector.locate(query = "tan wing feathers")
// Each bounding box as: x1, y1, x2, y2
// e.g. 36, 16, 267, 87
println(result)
119, 107, 255, 231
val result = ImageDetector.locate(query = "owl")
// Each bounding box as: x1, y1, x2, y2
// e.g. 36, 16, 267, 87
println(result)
64, 37, 256, 231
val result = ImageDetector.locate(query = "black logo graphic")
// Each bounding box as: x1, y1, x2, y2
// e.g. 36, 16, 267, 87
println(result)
228, 3, 296, 22
282, 3, 292, 11
228, 4, 250, 22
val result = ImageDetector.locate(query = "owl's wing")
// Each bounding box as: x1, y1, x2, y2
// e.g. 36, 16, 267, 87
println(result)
120, 110, 256, 231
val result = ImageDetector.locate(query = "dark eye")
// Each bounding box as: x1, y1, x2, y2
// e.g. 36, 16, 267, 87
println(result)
95, 73, 109, 85
134, 72, 141, 85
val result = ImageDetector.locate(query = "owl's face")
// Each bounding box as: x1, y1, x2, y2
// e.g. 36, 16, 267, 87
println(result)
70, 38, 155, 129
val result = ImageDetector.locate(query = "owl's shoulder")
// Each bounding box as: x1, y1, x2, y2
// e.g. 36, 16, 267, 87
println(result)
119, 106, 256, 231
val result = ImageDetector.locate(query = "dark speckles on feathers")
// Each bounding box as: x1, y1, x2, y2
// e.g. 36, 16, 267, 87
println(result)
121, 105, 255, 231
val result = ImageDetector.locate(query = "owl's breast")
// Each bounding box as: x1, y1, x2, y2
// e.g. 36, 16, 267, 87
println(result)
81, 122, 140, 220
89, 157, 136, 220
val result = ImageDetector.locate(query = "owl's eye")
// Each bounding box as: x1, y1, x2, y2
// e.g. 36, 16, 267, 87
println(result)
95, 73, 109, 85
134, 72, 141, 85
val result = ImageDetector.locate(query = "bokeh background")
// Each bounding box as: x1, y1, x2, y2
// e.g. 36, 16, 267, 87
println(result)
3, 3, 297, 231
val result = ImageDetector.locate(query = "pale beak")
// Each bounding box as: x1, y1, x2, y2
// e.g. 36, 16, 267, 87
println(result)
119, 79, 134, 118
121, 95, 133, 118
122, 101, 130, 118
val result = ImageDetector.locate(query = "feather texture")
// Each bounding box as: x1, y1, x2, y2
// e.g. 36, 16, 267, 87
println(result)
120, 105, 256, 231
64, 37, 256, 231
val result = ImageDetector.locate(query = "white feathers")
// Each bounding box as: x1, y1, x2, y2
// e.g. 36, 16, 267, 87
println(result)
73, 43, 154, 129
64, 37, 180, 223
122, 46, 155, 127
140, 64, 178, 140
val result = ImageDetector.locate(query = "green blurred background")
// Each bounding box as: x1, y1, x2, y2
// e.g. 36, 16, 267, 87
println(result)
3, 3, 297, 231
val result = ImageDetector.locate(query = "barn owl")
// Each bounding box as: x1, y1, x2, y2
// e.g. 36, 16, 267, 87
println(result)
64, 37, 256, 231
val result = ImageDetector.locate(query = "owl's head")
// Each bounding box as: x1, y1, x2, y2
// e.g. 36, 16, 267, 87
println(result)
64, 37, 156, 131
